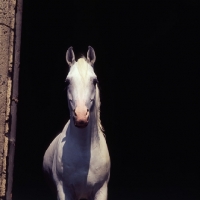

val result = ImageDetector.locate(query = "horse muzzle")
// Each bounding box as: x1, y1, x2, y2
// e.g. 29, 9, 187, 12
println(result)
73, 104, 89, 128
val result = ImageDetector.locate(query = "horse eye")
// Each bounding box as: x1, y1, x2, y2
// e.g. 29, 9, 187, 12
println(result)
93, 79, 98, 85
65, 79, 70, 86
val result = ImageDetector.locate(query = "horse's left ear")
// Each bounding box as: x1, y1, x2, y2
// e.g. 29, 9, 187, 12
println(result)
87, 46, 96, 66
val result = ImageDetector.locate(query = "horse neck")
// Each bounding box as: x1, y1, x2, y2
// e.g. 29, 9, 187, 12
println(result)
69, 108, 99, 148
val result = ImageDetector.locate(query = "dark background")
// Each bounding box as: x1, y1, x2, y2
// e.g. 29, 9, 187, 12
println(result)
13, 1, 199, 199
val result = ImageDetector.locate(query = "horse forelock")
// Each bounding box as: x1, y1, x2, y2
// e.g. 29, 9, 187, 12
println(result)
76, 57, 89, 82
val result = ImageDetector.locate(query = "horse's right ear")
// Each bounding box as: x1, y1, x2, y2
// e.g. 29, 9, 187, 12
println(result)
66, 47, 75, 67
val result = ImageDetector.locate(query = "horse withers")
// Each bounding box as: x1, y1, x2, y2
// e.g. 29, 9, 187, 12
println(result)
43, 46, 110, 200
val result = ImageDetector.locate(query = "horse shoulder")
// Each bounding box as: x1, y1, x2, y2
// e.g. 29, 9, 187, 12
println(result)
43, 120, 70, 173
89, 133, 110, 182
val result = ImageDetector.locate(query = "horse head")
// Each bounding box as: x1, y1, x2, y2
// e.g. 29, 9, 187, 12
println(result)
65, 46, 98, 128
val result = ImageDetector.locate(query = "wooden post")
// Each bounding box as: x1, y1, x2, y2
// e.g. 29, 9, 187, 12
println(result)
0, 0, 23, 199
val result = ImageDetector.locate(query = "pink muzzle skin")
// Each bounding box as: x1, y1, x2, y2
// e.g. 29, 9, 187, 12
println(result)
73, 102, 89, 128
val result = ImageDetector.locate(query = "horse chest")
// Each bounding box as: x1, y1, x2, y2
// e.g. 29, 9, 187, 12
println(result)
55, 142, 109, 188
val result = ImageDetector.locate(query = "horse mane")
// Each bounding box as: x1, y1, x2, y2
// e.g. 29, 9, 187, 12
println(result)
76, 57, 105, 134
95, 85, 105, 134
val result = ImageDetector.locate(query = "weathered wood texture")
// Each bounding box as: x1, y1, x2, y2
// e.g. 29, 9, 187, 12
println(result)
0, 0, 16, 199
6, 0, 23, 199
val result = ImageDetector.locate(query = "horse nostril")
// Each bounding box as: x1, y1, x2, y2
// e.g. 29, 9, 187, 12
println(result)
74, 109, 77, 116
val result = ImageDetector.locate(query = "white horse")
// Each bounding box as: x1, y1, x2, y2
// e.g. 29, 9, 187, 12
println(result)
43, 46, 110, 200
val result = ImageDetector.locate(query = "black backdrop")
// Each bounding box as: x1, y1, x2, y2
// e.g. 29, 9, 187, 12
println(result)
13, 1, 199, 199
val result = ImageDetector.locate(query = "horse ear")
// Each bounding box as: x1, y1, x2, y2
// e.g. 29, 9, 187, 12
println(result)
66, 47, 75, 67
87, 46, 96, 66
